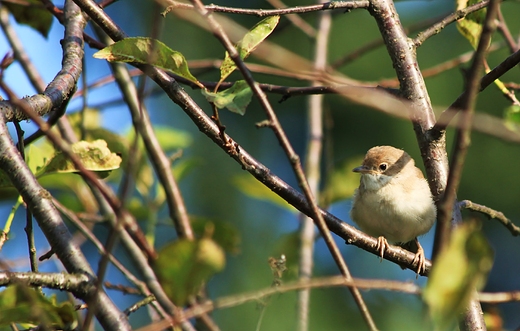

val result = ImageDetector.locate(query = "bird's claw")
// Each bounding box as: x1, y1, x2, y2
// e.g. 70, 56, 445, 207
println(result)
411, 239, 426, 276
375, 236, 390, 262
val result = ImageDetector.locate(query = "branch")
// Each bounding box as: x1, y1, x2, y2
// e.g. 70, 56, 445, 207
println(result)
412, 0, 490, 47
432, 2, 500, 331
367, 0, 449, 201
478, 291, 520, 303
434, 0, 499, 256
135, 275, 421, 330
433, 44, 520, 134
0, 107, 130, 330
0, 2, 83, 121
459, 200, 520, 236
73, 0, 433, 276
266, 0, 316, 37
186, 2, 378, 330
298, 4, 376, 331
0, 0, 131, 329
160, 0, 369, 17
0, 272, 93, 295
94, 27, 194, 241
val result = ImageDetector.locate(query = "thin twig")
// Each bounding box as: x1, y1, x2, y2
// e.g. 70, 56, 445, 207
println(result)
266, 0, 316, 37
136, 275, 421, 330
496, 7, 517, 53
161, 0, 369, 17
298, 3, 325, 330
379, 41, 504, 87
14, 122, 39, 287
478, 291, 520, 303
433, 41, 520, 134
459, 200, 520, 236
188, 1, 378, 330
332, 12, 445, 69
93, 27, 194, 241
434, 0, 499, 257
412, 0, 490, 47
124, 295, 157, 316
431, 2, 500, 331
0, 6, 46, 90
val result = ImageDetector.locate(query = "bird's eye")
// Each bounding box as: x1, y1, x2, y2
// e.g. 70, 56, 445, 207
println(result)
379, 163, 388, 171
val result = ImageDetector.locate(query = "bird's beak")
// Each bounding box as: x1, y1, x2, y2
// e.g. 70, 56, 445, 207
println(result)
353, 165, 370, 174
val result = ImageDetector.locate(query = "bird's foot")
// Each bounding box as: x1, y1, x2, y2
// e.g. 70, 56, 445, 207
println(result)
375, 236, 390, 262
411, 238, 426, 276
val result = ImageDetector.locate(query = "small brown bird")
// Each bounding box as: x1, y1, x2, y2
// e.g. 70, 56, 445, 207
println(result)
350, 146, 436, 274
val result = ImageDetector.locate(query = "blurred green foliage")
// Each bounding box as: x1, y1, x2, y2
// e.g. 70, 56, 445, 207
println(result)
2, 0, 520, 330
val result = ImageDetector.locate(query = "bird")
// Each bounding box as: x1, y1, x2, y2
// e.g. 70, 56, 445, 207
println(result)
350, 145, 436, 274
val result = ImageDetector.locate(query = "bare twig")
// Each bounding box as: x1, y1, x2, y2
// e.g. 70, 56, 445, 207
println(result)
124, 295, 157, 316
136, 275, 421, 330
478, 291, 520, 303
433, 45, 520, 134
432, 2, 500, 331
459, 200, 520, 236
299, 4, 323, 331
160, 0, 369, 17
496, 7, 518, 53
412, 0, 490, 47
434, 0, 499, 257
94, 28, 194, 241
266, 0, 316, 37
186, 1, 377, 330
332, 12, 445, 69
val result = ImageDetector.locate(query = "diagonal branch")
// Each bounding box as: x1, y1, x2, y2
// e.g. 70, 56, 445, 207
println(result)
73, 0, 433, 276
367, 0, 449, 201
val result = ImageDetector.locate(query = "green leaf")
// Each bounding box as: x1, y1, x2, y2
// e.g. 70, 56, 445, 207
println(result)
191, 216, 241, 254
0, 284, 77, 329
504, 105, 520, 130
0, 143, 54, 188
233, 173, 296, 212
201, 80, 253, 115
423, 221, 493, 330
154, 238, 225, 306
220, 16, 280, 82
39, 140, 122, 177
126, 126, 192, 154
93, 37, 202, 88
4, 0, 53, 38
127, 197, 152, 221
67, 109, 129, 163
67, 108, 103, 130
172, 157, 200, 182
141, 126, 193, 152
456, 0, 487, 49
320, 156, 365, 205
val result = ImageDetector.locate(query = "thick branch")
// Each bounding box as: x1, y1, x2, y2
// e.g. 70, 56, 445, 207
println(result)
0, 0, 84, 121
0, 116, 129, 330
367, 0, 449, 201
0, 272, 93, 296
